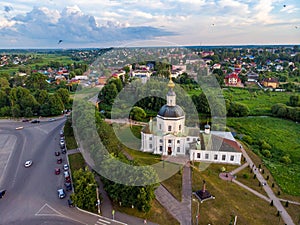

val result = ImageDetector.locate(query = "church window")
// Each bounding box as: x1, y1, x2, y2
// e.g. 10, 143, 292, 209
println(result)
197, 153, 201, 158
222, 155, 226, 160
168, 125, 172, 131
168, 140, 172, 143
214, 155, 218, 160
159, 124, 161, 130
179, 125, 181, 130
230, 155, 234, 161
205, 154, 209, 159
149, 144, 152, 149
177, 140, 180, 144
177, 147, 180, 152
160, 139, 163, 143
159, 146, 163, 151
187, 138, 190, 141
193, 138, 196, 141
149, 137, 152, 141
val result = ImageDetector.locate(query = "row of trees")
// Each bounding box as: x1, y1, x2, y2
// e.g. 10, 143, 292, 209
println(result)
0, 86, 71, 118
72, 100, 159, 212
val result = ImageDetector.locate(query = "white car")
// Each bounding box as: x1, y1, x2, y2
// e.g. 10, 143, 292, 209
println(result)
24, 160, 33, 168
57, 188, 66, 199
63, 164, 69, 171
16, 126, 24, 130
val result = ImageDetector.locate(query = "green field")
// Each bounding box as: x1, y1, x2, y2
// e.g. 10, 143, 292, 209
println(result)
227, 117, 300, 196
223, 88, 293, 115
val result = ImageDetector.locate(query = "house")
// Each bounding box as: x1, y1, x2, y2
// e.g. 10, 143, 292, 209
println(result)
246, 72, 259, 82
224, 72, 242, 87
131, 70, 152, 83
98, 76, 108, 85
261, 77, 279, 89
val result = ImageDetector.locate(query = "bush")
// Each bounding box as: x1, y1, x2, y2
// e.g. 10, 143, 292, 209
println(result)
280, 155, 292, 164
262, 150, 272, 158
243, 173, 249, 179
242, 135, 253, 144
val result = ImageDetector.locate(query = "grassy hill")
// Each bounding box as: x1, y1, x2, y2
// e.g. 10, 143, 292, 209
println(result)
227, 116, 300, 196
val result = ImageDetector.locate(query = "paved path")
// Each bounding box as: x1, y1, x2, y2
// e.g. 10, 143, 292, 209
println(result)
232, 143, 295, 225
155, 164, 192, 225
232, 179, 270, 202
230, 162, 249, 175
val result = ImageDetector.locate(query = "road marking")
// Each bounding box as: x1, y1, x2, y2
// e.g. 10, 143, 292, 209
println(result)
35, 203, 87, 225
97, 218, 111, 224
35, 203, 64, 216
96, 221, 107, 225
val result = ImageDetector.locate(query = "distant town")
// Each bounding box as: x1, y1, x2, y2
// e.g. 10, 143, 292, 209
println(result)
0, 45, 299, 225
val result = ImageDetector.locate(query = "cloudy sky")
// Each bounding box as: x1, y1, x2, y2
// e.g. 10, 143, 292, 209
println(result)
0, 0, 299, 48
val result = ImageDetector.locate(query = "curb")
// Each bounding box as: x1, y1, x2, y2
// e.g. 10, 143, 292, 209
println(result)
75, 206, 127, 225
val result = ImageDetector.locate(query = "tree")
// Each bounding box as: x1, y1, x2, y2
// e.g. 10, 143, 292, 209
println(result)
98, 83, 118, 106
48, 94, 64, 116
227, 102, 249, 117
71, 167, 98, 212
130, 106, 146, 121
289, 95, 300, 107
55, 88, 70, 109
0, 77, 10, 89
25, 73, 48, 90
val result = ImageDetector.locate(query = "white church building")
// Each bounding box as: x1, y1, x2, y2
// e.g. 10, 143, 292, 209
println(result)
140, 77, 242, 165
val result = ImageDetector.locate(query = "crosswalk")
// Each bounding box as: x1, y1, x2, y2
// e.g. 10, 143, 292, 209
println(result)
95, 218, 111, 225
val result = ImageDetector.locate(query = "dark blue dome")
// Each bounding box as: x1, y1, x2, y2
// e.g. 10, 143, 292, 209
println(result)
158, 105, 185, 118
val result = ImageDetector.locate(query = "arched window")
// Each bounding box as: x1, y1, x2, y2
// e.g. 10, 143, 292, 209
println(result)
179, 124, 181, 130
168, 125, 172, 131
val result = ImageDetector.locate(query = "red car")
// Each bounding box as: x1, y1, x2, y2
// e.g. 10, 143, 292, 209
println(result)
57, 158, 62, 164
55, 168, 60, 175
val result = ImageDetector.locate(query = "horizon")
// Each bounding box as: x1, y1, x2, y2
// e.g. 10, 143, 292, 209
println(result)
0, 1, 299, 48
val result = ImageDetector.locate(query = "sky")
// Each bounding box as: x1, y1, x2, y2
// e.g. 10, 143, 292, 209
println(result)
0, 0, 299, 48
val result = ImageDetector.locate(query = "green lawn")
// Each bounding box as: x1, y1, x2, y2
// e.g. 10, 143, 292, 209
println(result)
63, 119, 78, 150
227, 117, 300, 196
68, 153, 86, 171
192, 164, 281, 225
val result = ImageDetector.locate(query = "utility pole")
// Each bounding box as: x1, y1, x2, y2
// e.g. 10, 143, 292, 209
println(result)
96, 187, 101, 214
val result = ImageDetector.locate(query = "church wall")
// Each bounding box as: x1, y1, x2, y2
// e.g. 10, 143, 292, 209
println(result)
190, 150, 242, 165
157, 116, 185, 134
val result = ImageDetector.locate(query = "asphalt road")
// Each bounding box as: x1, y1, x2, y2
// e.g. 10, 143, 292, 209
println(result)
0, 118, 125, 225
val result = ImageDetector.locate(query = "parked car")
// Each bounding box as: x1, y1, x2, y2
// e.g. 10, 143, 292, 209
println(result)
16, 126, 24, 130
61, 148, 66, 154
55, 168, 60, 175
55, 151, 60, 156
57, 188, 66, 199
65, 182, 72, 191
31, 119, 40, 123
67, 199, 74, 207
60, 130, 64, 137
57, 158, 62, 164
63, 164, 69, 171
48, 118, 56, 122
22, 119, 30, 122
24, 160, 33, 168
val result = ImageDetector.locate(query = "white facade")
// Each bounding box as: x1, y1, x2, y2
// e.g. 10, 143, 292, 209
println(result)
140, 77, 242, 165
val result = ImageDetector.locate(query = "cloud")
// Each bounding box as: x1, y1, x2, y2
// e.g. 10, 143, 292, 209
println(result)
0, 5, 174, 47
4, 5, 13, 13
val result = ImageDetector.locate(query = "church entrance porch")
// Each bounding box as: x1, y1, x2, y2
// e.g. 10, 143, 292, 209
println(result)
168, 147, 172, 155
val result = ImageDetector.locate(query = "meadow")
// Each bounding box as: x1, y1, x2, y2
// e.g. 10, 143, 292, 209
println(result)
222, 88, 293, 115
226, 117, 300, 196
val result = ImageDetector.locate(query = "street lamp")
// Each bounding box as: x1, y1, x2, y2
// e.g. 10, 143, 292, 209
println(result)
192, 198, 200, 225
